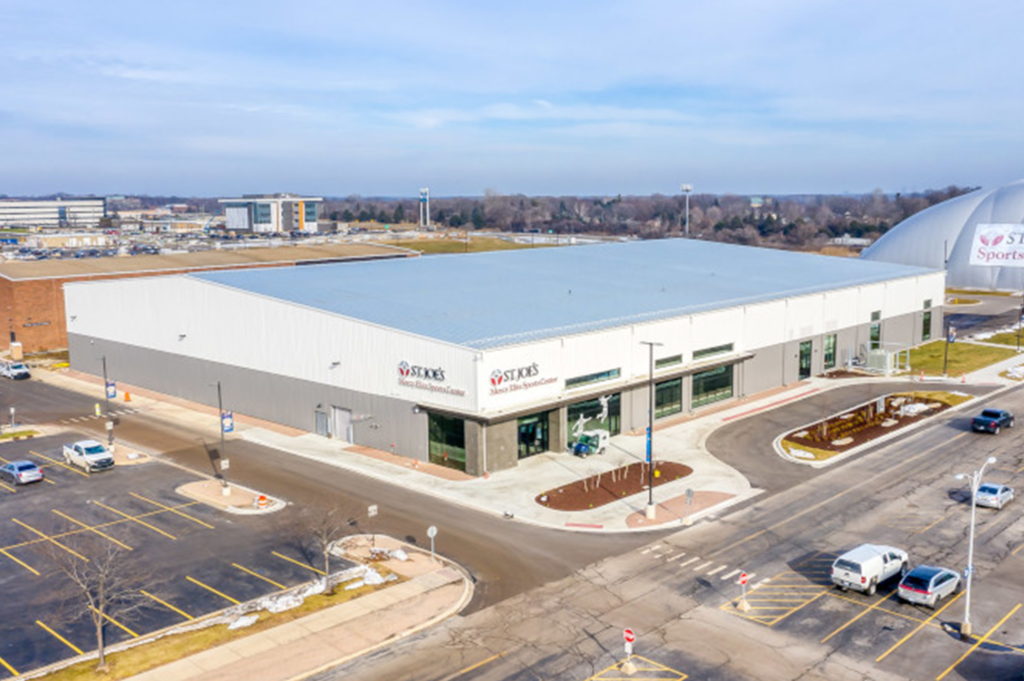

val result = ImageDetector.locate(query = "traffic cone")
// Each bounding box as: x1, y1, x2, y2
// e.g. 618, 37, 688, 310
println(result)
961, 372, 967, 384
124, 392, 131, 402
919, 370, 924, 382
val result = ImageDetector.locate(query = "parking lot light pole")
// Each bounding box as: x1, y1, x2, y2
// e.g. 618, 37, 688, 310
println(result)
955, 455, 997, 640
640, 341, 663, 520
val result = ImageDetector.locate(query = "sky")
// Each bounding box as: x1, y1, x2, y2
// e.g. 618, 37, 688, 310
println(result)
1, 1, 1023, 198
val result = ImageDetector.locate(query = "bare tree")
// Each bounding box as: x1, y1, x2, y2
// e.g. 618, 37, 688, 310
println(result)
300, 501, 356, 595
46, 536, 149, 672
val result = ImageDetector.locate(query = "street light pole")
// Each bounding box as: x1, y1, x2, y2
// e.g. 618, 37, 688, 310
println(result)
955, 455, 996, 640
1017, 295, 1023, 352
942, 321, 955, 377
640, 341, 663, 520
681, 184, 693, 238
101, 355, 110, 417
216, 380, 227, 490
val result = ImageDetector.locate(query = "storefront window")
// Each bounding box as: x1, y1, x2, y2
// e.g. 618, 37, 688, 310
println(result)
567, 393, 621, 438
427, 413, 466, 471
655, 377, 683, 418
824, 334, 837, 369
692, 365, 733, 408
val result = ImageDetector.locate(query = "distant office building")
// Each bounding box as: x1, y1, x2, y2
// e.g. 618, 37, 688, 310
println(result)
0, 198, 106, 229
218, 194, 322, 234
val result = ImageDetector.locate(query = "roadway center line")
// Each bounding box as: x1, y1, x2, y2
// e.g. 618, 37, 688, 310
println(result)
936, 603, 1022, 681
708, 432, 969, 560
51, 510, 133, 550
129, 493, 215, 529
442, 650, 508, 680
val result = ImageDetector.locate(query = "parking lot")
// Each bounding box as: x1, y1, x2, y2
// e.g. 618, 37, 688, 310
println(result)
717, 487, 1024, 680
0, 433, 348, 678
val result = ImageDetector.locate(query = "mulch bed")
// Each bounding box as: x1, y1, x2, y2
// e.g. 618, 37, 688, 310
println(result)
536, 461, 693, 511
783, 394, 952, 454
820, 369, 875, 379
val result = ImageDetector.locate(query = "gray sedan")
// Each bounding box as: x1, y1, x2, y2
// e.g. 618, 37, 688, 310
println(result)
897, 566, 961, 608
976, 483, 1014, 509
1, 461, 44, 485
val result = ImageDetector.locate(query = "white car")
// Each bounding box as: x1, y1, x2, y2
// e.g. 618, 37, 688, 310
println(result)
975, 483, 1014, 509
831, 544, 908, 596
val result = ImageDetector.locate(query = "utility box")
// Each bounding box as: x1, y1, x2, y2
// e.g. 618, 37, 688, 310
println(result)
10, 342, 23, 361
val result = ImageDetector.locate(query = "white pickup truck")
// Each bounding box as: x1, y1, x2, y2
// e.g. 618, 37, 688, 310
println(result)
62, 440, 116, 473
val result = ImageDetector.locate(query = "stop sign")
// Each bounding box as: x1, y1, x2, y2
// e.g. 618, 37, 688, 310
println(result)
623, 628, 636, 643
739, 572, 749, 585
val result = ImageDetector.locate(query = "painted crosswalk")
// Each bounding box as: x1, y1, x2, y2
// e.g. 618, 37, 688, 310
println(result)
58, 408, 140, 426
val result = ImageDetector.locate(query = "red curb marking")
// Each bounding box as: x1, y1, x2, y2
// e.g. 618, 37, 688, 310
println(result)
722, 388, 820, 422
565, 522, 604, 529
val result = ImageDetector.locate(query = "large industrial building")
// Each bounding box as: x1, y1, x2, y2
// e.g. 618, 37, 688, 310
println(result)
218, 195, 322, 233
64, 239, 944, 475
0, 198, 106, 228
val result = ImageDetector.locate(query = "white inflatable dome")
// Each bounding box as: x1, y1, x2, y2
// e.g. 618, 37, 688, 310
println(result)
861, 179, 1024, 290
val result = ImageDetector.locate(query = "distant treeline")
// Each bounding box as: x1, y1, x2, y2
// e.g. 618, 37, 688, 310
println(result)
58, 185, 977, 249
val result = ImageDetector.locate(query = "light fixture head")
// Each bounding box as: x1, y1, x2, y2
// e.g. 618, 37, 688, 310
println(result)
955, 473, 967, 481
986, 456, 997, 465
178, 333, 187, 341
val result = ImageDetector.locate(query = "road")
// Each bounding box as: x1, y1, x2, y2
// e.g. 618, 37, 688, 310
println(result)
313, 383, 1024, 681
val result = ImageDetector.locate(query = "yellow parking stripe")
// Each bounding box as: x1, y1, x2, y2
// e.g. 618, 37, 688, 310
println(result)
130, 493, 214, 529
186, 576, 240, 604
232, 563, 286, 589
29, 449, 89, 477
51, 510, 132, 551
141, 590, 194, 620
272, 551, 326, 575
0, 548, 39, 575
12, 518, 88, 561
0, 480, 15, 492
0, 652, 18, 676
92, 501, 177, 540
1012, 542, 1024, 557
90, 606, 139, 638
936, 603, 1021, 681
821, 590, 898, 643
876, 592, 962, 662
36, 620, 83, 655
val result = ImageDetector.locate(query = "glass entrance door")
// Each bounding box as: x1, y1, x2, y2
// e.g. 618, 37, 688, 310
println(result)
799, 340, 812, 380
517, 412, 550, 459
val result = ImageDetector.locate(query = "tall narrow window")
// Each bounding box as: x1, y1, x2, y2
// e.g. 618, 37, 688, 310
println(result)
922, 300, 932, 341
824, 334, 837, 369
870, 310, 881, 350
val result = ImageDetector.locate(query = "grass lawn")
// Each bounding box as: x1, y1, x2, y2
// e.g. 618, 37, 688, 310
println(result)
909, 341, 1019, 377
41, 571, 398, 680
388, 236, 552, 254
976, 330, 1024, 349
0, 429, 38, 441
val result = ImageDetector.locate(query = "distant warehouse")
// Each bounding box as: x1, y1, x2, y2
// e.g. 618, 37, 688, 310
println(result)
0, 242, 412, 353
64, 239, 944, 475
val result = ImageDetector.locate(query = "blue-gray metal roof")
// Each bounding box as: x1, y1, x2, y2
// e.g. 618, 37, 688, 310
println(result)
191, 239, 938, 349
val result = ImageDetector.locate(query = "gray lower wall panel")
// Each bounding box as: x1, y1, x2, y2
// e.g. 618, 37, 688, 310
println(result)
69, 333, 429, 461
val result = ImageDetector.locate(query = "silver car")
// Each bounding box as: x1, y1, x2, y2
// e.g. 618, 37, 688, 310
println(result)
1, 461, 44, 485
897, 566, 960, 608
976, 483, 1014, 509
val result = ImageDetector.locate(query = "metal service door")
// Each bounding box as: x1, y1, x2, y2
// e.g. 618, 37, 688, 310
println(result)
331, 407, 353, 442
315, 410, 331, 438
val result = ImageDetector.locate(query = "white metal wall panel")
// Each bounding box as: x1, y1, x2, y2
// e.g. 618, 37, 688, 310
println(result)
784, 295, 826, 340
629, 318, 691, 379
856, 284, 887, 322
742, 300, 786, 349
884, 278, 918, 317
65, 276, 480, 411
689, 308, 744, 353
822, 288, 859, 332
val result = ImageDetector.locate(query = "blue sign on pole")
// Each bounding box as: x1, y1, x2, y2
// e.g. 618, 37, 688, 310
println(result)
221, 411, 234, 433
645, 426, 652, 464
105, 381, 117, 399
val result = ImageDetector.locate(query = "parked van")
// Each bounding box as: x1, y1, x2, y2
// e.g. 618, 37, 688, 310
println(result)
0, 360, 30, 380
831, 544, 908, 595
